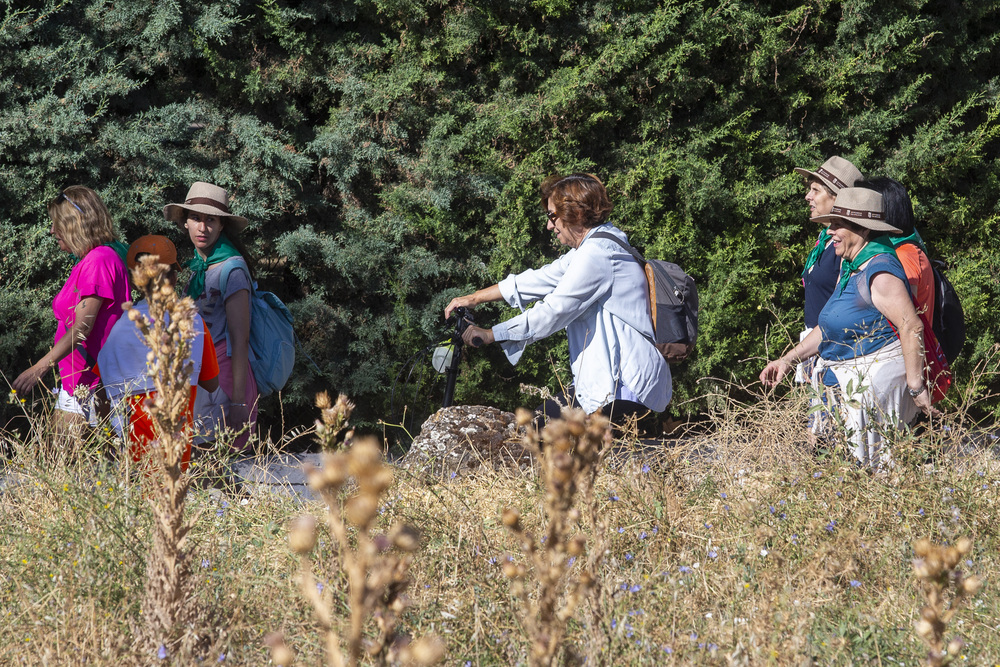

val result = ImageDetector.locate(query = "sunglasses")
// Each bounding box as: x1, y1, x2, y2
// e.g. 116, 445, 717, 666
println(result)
62, 192, 83, 214
546, 210, 559, 223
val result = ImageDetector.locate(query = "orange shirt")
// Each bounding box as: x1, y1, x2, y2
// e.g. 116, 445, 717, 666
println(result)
894, 243, 935, 328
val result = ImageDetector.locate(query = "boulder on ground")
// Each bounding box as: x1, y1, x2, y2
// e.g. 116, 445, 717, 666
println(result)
400, 405, 533, 479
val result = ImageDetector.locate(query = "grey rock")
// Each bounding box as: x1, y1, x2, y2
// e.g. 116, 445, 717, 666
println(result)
401, 405, 533, 479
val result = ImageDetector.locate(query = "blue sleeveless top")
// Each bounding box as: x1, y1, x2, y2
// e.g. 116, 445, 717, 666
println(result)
817, 253, 908, 362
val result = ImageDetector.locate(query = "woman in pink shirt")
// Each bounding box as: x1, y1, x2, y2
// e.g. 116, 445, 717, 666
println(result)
13, 186, 130, 431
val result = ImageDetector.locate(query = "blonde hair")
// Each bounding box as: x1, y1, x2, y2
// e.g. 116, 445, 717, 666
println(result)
47, 185, 116, 257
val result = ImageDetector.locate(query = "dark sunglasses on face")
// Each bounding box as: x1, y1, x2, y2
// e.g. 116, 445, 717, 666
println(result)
546, 210, 559, 223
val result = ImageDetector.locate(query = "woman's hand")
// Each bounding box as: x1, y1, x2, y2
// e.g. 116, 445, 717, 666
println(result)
461, 324, 495, 348
911, 387, 935, 416
228, 402, 251, 433
444, 285, 503, 320
444, 295, 477, 320
759, 359, 792, 388
13, 361, 50, 396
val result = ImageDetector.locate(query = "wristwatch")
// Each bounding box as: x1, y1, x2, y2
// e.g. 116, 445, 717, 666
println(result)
907, 384, 926, 398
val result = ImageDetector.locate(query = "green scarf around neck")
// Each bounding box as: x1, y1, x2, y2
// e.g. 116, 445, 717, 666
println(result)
837, 234, 897, 296
801, 228, 832, 278
186, 235, 242, 298
73, 239, 130, 264
890, 228, 926, 253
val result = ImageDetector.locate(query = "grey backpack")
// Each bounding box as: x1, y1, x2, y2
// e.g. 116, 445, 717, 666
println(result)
590, 232, 699, 363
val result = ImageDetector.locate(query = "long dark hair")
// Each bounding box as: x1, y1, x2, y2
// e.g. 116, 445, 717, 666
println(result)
856, 176, 915, 236
223, 224, 256, 279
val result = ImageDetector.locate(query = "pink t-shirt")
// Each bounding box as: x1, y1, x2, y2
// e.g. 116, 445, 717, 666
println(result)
52, 245, 130, 393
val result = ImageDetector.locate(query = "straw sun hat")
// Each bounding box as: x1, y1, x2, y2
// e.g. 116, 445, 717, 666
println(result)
163, 182, 248, 232
810, 187, 903, 233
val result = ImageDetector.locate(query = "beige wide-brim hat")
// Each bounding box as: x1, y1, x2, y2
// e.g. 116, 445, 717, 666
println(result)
163, 181, 248, 232
811, 187, 903, 233
793, 155, 863, 194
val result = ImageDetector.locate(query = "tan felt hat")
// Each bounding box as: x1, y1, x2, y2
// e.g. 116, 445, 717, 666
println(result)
163, 181, 248, 232
794, 155, 863, 193
810, 187, 903, 233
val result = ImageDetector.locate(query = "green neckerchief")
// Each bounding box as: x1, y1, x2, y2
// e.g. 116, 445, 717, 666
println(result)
73, 239, 130, 263
186, 235, 242, 298
838, 234, 897, 296
801, 228, 832, 278
890, 228, 926, 253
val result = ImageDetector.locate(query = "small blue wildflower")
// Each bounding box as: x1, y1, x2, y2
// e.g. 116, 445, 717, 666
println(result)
825, 520, 836, 532
791, 534, 799, 544
201, 558, 210, 568
625, 553, 633, 561
158, 645, 168, 660
679, 565, 691, 574
813, 472, 822, 478
216, 508, 224, 517
836, 491, 843, 497
720, 492, 727, 499
850, 580, 861, 588
918, 508, 925, 516
779, 499, 786, 506
617, 527, 625, 534
965, 559, 973, 568
708, 643, 718, 651
218, 654, 226, 663
662, 646, 673, 654
838, 476, 843, 482
567, 556, 576, 566
639, 531, 648, 540
450, 472, 457, 479
651, 526, 658, 534
317, 581, 324, 594
689, 632, 698, 641
699, 642, 706, 649
629, 584, 641, 593
611, 619, 617, 629
641, 464, 650, 473
488, 557, 497, 565
779, 513, 787, 520
723, 504, 730, 512
708, 550, 718, 559
704, 523, 712, 529
769, 505, 776, 514
465, 662, 472, 667
610, 493, 620, 501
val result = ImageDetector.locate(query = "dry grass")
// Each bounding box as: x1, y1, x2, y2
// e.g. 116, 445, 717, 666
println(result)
1, 372, 999, 664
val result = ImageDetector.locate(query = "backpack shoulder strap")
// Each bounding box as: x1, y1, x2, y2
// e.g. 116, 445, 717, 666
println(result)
217, 256, 255, 298
589, 231, 646, 264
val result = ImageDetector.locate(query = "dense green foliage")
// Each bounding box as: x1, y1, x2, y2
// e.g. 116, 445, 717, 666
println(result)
2, 0, 998, 434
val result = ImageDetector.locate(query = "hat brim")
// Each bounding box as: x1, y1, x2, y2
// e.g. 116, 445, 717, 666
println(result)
810, 213, 903, 233
793, 167, 839, 195
163, 203, 249, 233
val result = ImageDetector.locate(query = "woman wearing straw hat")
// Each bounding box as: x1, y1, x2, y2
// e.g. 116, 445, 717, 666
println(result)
164, 182, 256, 450
760, 187, 932, 468
12, 186, 129, 435
792, 155, 864, 384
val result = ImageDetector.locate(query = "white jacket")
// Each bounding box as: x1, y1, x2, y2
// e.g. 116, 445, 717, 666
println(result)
491, 223, 671, 413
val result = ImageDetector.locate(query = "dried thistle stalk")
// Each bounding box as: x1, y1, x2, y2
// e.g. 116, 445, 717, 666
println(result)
284, 394, 442, 666
503, 407, 609, 667
131, 257, 201, 652
912, 536, 982, 666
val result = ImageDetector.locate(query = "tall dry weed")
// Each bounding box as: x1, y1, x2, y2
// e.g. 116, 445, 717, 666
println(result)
282, 392, 443, 667
129, 257, 202, 653
912, 536, 982, 666
501, 407, 610, 666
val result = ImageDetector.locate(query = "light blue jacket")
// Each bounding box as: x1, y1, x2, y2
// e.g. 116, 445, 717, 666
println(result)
491, 223, 672, 413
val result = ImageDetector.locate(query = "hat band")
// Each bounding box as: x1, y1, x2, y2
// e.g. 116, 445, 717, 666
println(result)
816, 167, 849, 190
830, 205, 883, 221
185, 196, 231, 213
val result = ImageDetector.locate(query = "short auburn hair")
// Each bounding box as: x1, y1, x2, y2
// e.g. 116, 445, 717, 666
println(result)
47, 186, 116, 257
540, 173, 613, 229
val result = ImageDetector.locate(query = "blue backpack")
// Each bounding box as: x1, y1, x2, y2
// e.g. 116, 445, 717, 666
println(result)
218, 258, 295, 397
